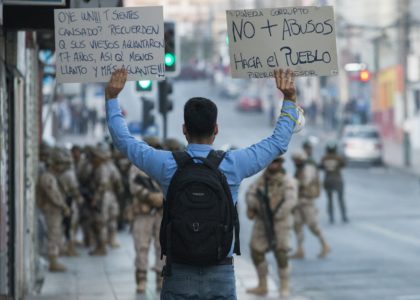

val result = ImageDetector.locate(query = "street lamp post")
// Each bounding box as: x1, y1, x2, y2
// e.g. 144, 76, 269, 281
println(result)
400, 0, 411, 167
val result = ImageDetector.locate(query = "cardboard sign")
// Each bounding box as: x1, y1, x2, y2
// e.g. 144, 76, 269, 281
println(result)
54, 6, 165, 83
226, 6, 338, 78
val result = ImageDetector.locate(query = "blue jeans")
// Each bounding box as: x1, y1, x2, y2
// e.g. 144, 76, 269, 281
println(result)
161, 263, 236, 300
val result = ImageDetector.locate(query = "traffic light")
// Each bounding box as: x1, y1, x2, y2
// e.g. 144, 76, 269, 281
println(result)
359, 70, 371, 82
142, 97, 155, 132
158, 80, 173, 114
136, 80, 152, 92
164, 22, 178, 75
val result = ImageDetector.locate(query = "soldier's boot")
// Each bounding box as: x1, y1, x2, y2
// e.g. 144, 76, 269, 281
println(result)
89, 242, 107, 256
289, 246, 304, 259
246, 276, 268, 296
108, 232, 120, 249
48, 256, 67, 272
135, 270, 147, 293
83, 233, 91, 248
67, 241, 79, 257
318, 242, 331, 258
279, 268, 290, 298
246, 262, 268, 296
108, 226, 120, 249
156, 272, 163, 291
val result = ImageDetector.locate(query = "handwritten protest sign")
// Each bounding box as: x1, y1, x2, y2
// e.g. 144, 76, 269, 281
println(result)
226, 6, 338, 78
54, 6, 164, 83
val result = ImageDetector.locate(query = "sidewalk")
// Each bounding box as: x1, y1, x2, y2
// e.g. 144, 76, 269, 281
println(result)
382, 139, 420, 176
26, 231, 305, 300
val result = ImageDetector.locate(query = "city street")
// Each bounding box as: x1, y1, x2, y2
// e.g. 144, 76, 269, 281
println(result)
3, 1, 420, 300
29, 80, 420, 300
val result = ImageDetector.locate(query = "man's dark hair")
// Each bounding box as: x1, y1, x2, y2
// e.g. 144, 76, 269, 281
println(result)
184, 97, 217, 138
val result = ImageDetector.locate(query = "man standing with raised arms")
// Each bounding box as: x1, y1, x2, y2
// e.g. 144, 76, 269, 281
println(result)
105, 68, 301, 299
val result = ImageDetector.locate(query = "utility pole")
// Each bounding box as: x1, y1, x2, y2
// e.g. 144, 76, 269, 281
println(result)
400, 0, 411, 167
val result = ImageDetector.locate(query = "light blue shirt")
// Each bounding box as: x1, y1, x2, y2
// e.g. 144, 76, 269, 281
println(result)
107, 98, 297, 257
106, 99, 297, 202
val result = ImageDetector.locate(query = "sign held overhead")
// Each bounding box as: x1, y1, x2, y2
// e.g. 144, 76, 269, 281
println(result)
226, 6, 338, 79
54, 6, 165, 83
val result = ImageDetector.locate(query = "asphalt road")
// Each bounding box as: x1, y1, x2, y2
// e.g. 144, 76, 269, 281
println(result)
168, 80, 420, 300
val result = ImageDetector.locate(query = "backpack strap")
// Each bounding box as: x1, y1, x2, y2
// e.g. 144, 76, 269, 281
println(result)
206, 150, 226, 168
233, 203, 241, 255
172, 151, 191, 168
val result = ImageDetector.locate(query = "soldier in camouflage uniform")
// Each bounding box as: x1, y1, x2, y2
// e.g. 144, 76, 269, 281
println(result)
290, 150, 330, 259
89, 146, 119, 255
112, 148, 132, 230
128, 136, 164, 293
57, 148, 84, 256
104, 146, 124, 248
163, 138, 184, 152
246, 156, 298, 297
36, 148, 71, 272
320, 142, 348, 223
76, 146, 95, 248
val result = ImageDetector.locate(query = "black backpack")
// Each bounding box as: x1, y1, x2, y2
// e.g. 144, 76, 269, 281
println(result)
160, 150, 240, 275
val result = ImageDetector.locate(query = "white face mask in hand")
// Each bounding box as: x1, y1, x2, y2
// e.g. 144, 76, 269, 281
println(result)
293, 106, 305, 133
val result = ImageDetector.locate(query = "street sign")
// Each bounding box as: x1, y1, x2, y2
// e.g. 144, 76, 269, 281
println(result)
226, 6, 338, 78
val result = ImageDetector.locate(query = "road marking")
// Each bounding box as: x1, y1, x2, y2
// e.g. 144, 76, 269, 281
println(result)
357, 222, 420, 247
398, 296, 420, 300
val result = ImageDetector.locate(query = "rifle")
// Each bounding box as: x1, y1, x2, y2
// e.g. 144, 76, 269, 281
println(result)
134, 174, 160, 193
255, 178, 287, 251
256, 179, 277, 251
57, 178, 73, 241
62, 196, 72, 240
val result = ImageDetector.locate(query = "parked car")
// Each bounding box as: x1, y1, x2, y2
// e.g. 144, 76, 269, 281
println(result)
340, 124, 383, 165
236, 88, 263, 112
219, 78, 246, 99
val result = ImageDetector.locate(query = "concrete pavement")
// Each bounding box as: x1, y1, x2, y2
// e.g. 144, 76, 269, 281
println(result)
25, 232, 299, 300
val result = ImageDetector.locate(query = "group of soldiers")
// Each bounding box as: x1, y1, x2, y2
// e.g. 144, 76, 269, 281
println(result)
36, 136, 183, 294
36, 136, 346, 297
245, 140, 347, 297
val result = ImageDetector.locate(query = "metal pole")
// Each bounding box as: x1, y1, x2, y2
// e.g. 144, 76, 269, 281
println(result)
163, 112, 168, 140
400, 0, 411, 167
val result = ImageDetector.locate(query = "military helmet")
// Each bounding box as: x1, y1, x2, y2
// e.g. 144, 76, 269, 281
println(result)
143, 136, 162, 149
49, 147, 69, 166
164, 138, 183, 151
302, 139, 313, 149
60, 148, 73, 165
272, 155, 285, 164
71, 145, 82, 153
326, 141, 337, 152
40, 142, 52, 162
91, 146, 110, 160
291, 149, 308, 161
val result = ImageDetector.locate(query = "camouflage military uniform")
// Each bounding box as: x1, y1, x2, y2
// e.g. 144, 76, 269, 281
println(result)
129, 164, 164, 293
291, 150, 330, 259
106, 158, 124, 247
245, 158, 298, 297
112, 149, 132, 230
57, 148, 84, 256
163, 138, 184, 152
36, 148, 70, 272
320, 151, 348, 223
76, 146, 95, 247
89, 147, 119, 255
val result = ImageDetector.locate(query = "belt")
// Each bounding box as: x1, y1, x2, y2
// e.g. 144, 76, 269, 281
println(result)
172, 257, 234, 266
216, 257, 233, 265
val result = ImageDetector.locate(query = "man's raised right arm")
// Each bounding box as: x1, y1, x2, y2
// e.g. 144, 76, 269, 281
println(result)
105, 69, 171, 182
